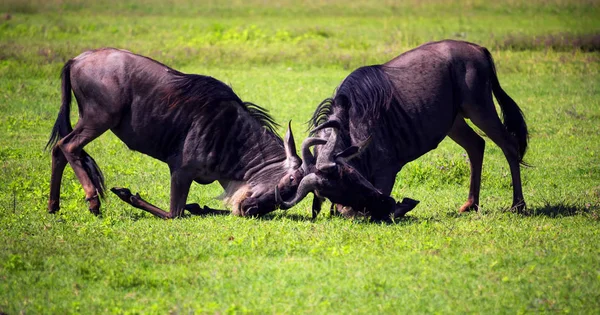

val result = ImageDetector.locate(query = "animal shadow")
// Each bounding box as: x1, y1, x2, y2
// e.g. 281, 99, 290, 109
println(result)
517, 201, 597, 218
258, 212, 314, 222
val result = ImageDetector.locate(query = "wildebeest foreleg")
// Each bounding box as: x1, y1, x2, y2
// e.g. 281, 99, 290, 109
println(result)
448, 117, 485, 213
110, 187, 171, 218
394, 198, 420, 218
111, 187, 229, 217
311, 195, 325, 219
370, 168, 421, 218
184, 203, 230, 216
110, 169, 193, 218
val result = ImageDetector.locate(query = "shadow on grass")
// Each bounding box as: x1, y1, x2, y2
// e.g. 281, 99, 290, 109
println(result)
257, 211, 424, 225
258, 212, 313, 222
120, 203, 599, 223
514, 201, 599, 218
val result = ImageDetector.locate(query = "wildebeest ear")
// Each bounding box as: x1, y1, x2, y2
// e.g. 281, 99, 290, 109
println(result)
334, 136, 371, 162
284, 121, 301, 169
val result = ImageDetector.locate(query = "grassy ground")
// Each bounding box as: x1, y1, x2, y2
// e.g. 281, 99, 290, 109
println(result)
1, 0, 599, 313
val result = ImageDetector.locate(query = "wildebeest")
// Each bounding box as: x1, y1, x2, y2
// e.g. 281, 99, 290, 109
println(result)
276, 40, 529, 220
46, 48, 307, 218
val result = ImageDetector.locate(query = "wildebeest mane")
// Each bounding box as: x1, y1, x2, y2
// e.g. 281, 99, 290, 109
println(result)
243, 102, 280, 135
309, 98, 334, 130
310, 65, 398, 134
169, 74, 279, 134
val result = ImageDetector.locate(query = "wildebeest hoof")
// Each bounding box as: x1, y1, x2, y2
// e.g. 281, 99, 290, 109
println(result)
394, 197, 420, 218
86, 195, 101, 216
185, 203, 211, 215
184, 203, 201, 214
510, 200, 527, 214
48, 200, 60, 214
110, 187, 133, 201
459, 202, 478, 213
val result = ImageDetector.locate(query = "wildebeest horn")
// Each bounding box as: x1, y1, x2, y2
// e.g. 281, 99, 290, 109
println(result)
310, 119, 342, 135
284, 121, 301, 169
334, 136, 372, 162
300, 137, 327, 173
275, 173, 319, 209
316, 127, 339, 172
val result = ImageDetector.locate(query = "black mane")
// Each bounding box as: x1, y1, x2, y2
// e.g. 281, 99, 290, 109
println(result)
310, 65, 398, 132
243, 102, 279, 134
309, 97, 334, 130
170, 74, 279, 134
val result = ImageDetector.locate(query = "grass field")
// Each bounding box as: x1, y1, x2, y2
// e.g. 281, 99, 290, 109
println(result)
1, 0, 599, 313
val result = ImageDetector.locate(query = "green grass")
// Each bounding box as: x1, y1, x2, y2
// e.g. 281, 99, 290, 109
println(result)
1, 0, 599, 313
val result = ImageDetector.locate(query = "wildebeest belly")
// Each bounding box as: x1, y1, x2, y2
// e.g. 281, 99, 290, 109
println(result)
110, 105, 189, 162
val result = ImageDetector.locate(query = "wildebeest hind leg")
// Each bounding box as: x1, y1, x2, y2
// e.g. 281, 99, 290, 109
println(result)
448, 117, 485, 213
468, 106, 526, 212
48, 146, 68, 213
57, 124, 108, 215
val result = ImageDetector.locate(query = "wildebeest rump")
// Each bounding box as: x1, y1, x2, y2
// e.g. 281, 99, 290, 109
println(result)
46, 48, 306, 218
276, 40, 529, 220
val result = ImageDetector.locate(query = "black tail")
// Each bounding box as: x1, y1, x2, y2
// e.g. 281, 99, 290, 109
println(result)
46, 59, 106, 198
46, 59, 75, 150
81, 151, 106, 198
483, 48, 529, 165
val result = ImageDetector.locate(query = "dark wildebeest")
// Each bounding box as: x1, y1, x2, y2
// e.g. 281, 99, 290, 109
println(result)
276, 40, 529, 221
46, 48, 310, 218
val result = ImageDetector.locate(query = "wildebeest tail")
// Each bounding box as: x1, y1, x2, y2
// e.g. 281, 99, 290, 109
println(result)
483, 48, 529, 165
46, 58, 106, 197
46, 59, 75, 150
81, 150, 106, 198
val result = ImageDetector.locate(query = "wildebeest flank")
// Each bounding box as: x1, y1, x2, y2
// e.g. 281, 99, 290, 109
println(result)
46, 48, 305, 218
277, 40, 529, 220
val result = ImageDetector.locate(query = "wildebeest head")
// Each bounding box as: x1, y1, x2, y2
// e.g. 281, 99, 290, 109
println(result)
273, 120, 402, 220
233, 122, 326, 217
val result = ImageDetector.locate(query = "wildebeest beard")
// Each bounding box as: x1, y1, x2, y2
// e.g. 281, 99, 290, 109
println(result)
221, 158, 301, 216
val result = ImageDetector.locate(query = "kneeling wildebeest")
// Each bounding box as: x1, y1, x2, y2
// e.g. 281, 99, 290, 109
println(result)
46, 48, 307, 218
276, 40, 529, 220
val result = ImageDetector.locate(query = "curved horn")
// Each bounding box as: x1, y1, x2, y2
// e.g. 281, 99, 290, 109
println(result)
275, 173, 319, 209
316, 127, 339, 172
284, 121, 301, 169
300, 137, 327, 173
334, 136, 372, 163
310, 119, 342, 135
